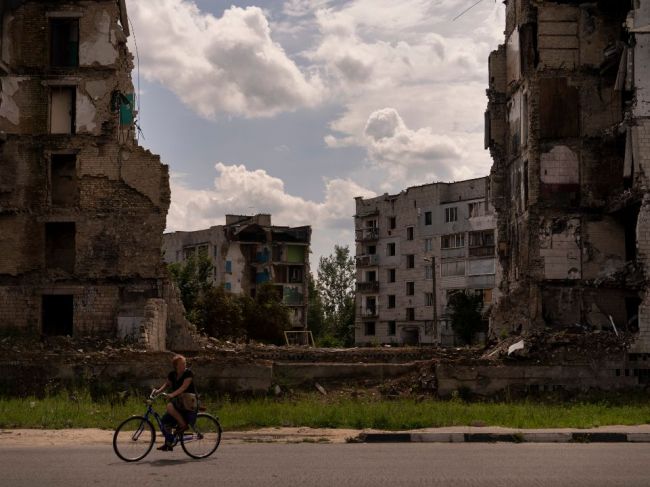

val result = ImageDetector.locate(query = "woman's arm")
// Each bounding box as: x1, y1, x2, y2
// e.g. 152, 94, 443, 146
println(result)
153, 378, 171, 395
168, 377, 193, 399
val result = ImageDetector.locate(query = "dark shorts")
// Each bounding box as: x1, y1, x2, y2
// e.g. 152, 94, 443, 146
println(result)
161, 401, 197, 427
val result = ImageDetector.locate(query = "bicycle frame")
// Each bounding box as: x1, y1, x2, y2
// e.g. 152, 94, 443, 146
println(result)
141, 401, 198, 445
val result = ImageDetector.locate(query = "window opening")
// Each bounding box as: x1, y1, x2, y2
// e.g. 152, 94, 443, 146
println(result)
406, 281, 415, 295
50, 18, 79, 67
50, 154, 77, 207
50, 86, 76, 134
445, 207, 458, 223
45, 222, 75, 272
42, 295, 74, 336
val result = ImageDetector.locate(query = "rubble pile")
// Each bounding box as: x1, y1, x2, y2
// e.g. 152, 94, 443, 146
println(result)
482, 328, 632, 364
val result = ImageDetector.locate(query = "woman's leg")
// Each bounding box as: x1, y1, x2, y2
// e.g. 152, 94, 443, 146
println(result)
166, 401, 187, 429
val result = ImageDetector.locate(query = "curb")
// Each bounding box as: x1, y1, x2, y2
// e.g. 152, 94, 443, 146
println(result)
358, 432, 650, 444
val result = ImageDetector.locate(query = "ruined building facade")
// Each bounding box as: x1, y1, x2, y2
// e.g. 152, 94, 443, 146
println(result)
0, 0, 192, 350
163, 215, 312, 330
354, 179, 497, 346
486, 0, 650, 350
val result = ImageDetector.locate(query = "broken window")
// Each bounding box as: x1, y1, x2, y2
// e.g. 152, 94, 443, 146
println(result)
42, 295, 74, 336
288, 266, 303, 283
50, 86, 76, 134
388, 295, 396, 308
469, 230, 495, 247
406, 308, 415, 321
50, 154, 77, 207
50, 18, 79, 67
367, 245, 376, 255
406, 281, 415, 295
387, 321, 396, 336
365, 296, 377, 317
388, 268, 396, 283
388, 216, 396, 229
445, 207, 457, 223
425, 265, 433, 280
364, 321, 376, 336
441, 233, 465, 249
45, 222, 75, 272
407, 254, 415, 268
424, 211, 432, 225
407, 227, 414, 240
539, 78, 579, 139
468, 201, 485, 218
469, 231, 496, 258
366, 270, 376, 282
387, 242, 395, 256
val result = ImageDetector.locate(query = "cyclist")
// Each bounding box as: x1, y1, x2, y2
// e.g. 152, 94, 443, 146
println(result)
152, 354, 197, 451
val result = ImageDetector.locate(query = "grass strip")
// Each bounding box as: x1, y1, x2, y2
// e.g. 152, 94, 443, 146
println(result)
1, 392, 650, 431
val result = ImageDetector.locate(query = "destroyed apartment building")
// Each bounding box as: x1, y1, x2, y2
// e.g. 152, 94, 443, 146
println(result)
354, 179, 498, 346
0, 0, 194, 350
485, 0, 650, 351
163, 214, 312, 330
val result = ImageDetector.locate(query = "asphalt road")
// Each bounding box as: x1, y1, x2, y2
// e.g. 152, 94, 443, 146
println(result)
2, 443, 650, 486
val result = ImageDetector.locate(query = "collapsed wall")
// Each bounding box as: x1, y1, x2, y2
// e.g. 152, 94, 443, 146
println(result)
0, 0, 197, 350
486, 0, 650, 351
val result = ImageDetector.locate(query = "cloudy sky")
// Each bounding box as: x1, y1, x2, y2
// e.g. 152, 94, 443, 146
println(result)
126, 0, 504, 265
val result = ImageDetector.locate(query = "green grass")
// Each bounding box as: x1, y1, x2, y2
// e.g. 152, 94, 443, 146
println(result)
2, 392, 650, 431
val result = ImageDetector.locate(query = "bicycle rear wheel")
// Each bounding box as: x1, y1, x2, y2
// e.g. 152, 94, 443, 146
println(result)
181, 413, 222, 459
113, 416, 156, 462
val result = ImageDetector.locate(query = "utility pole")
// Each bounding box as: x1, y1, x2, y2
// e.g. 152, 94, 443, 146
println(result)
431, 256, 437, 339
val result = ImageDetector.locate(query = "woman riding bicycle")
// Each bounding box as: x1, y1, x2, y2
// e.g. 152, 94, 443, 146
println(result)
153, 354, 197, 451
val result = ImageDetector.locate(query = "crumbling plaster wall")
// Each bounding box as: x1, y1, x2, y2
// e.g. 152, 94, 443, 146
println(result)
0, 1, 193, 350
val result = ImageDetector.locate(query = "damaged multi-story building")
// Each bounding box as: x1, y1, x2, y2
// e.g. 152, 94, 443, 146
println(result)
354, 179, 498, 346
0, 0, 193, 350
485, 0, 650, 350
163, 214, 312, 330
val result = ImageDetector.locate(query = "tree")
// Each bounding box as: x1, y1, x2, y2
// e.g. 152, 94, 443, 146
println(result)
306, 273, 326, 339
317, 245, 356, 346
193, 286, 244, 339
447, 291, 484, 345
241, 283, 290, 344
168, 253, 213, 314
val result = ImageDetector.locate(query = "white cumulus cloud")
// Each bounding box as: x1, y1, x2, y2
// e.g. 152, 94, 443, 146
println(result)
167, 163, 375, 263
128, 1, 323, 118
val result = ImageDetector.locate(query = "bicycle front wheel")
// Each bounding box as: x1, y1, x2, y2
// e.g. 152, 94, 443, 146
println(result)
113, 416, 156, 462
181, 413, 222, 459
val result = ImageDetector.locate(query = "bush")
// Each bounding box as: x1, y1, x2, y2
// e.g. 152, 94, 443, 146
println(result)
447, 291, 484, 345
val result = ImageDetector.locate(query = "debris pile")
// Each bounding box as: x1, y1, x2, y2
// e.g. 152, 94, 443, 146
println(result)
482, 328, 632, 363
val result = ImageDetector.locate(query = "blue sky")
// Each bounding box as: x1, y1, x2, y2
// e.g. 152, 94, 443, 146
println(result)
126, 0, 504, 265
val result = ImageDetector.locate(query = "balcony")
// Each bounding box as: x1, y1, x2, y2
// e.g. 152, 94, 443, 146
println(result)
356, 254, 379, 267
361, 306, 379, 318
355, 227, 380, 242
469, 246, 496, 258
356, 281, 380, 293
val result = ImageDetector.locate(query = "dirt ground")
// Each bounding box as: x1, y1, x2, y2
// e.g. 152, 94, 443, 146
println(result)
0, 427, 360, 446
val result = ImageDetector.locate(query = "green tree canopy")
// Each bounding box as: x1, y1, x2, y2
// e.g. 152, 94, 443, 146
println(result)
316, 245, 356, 346
447, 291, 484, 345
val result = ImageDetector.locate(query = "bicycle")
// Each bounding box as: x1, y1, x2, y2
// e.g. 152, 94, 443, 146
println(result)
113, 390, 222, 462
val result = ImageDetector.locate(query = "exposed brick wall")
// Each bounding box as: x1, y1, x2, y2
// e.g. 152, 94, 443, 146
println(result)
0, 1, 192, 350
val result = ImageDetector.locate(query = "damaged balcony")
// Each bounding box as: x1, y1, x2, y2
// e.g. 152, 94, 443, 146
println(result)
355, 227, 380, 242
356, 281, 380, 293
356, 254, 379, 267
